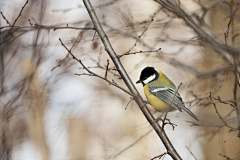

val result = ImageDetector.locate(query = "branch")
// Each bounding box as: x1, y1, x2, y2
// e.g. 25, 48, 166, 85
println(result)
111, 129, 152, 159
0, 12, 11, 26
0, 0, 29, 46
0, 24, 94, 31
118, 48, 161, 58
151, 152, 168, 160
82, 0, 182, 159
154, 0, 240, 68
104, 59, 109, 79
209, 92, 236, 130
233, 54, 240, 137
123, 12, 156, 55
219, 153, 234, 160
59, 38, 133, 96
185, 146, 197, 160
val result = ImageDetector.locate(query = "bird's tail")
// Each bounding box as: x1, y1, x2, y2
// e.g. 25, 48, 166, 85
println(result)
180, 104, 199, 121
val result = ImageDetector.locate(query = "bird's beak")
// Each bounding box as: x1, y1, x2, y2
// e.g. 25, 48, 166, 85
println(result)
136, 80, 141, 84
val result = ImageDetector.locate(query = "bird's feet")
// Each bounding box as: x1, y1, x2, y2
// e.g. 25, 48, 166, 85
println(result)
162, 118, 177, 130
143, 100, 150, 105
151, 116, 177, 131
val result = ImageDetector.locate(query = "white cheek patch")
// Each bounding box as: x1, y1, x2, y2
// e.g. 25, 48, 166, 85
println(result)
143, 74, 156, 84
151, 87, 169, 92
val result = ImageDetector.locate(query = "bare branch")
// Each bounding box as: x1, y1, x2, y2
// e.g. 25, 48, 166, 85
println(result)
59, 38, 133, 96
111, 129, 152, 159
120, 12, 157, 56
219, 153, 234, 160
209, 92, 236, 130
125, 96, 134, 110
119, 48, 161, 58
104, 59, 109, 79
154, 0, 240, 66
151, 152, 168, 160
0, 0, 29, 46
0, 12, 11, 26
185, 146, 197, 160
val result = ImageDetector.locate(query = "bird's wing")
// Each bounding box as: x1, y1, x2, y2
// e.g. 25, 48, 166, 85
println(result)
148, 83, 199, 121
148, 83, 183, 111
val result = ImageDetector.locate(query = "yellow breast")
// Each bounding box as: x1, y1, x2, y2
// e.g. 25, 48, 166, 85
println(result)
144, 84, 175, 112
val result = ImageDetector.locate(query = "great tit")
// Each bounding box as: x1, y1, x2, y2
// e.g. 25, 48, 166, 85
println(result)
136, 67, 199, 121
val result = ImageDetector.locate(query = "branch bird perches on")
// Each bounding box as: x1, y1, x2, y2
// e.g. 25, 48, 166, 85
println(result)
82, 0, 183, 159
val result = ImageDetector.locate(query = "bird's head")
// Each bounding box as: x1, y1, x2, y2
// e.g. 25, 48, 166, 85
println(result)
136, 67, 158, 86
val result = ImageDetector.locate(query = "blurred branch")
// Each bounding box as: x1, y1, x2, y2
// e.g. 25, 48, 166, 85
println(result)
209, 92, 236, 131
122, 12, 156, 56
95, 0, 122, 9
219, 153, 234, 160
111, 129, 152, 159
233, 54, 240, 137
0, 24, 94, 31
52, 0, 121, 13
154, 0, 240, 66
51, 23, 93, 71
185, 146, 197, 160
82, 0, 182, 159
222, 1, 240, 138
0, 0, 29, 46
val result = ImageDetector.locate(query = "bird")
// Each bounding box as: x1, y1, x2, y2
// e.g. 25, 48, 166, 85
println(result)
136, 66, 199, 121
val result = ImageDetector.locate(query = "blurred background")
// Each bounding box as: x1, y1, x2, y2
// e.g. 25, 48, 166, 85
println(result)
0, 0, 240, 159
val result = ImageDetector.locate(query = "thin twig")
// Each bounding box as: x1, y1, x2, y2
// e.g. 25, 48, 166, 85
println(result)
224, 135, 238, 143
236, 150, 240, 155
92, 31, 97, 41
28, 19, 33, 26
209, 92, 236, 130
79, 64, 121, 78
185, 146, 197, 160
0, 0, 29, 46
212, 96, 235, 108
118, 48, 161, 58
151, 152, 168, 160
53, 25, 94, 31
123, 12, 157, 55
59, 38, 133, 96
0, 24, 94, 31
111, 129, 152, 159
0, 12, 11, 26
104, 59, 109, 79
10, 0, 29, 31
219, 153, 234, 160
232, 51, 240, 137
125, 96, 134, 110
